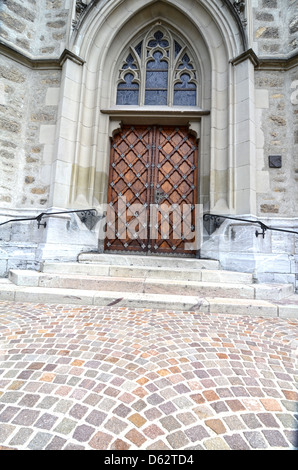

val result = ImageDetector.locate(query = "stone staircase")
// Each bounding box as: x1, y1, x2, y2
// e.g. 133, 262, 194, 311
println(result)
1, 254, 298, 318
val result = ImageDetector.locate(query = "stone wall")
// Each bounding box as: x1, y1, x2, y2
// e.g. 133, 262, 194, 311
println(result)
0, 0, 70, 276
0, 0, 72, 212
292, 65, 298, 196
0, 54, 62, 210
252, 0, 298, 218
0, 0, 70, 57
255, 69, 297, 218
0, 0, 38, 55
252, 0, 298, 56
288, 0, 298, 53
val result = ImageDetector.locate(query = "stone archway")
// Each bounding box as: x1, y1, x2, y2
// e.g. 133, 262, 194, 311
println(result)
50, 0, 257, 242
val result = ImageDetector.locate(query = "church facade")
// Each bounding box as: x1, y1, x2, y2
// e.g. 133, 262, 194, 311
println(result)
0, 0, 297, 287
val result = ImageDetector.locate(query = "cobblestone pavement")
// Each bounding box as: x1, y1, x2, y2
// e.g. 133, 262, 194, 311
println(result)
0, 301, 297, 451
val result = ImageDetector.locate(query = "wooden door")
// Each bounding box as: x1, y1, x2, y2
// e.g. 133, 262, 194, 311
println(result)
105, 125, 198, 255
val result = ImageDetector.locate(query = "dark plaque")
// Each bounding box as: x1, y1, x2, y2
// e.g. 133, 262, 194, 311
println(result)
269, 155, 282, 168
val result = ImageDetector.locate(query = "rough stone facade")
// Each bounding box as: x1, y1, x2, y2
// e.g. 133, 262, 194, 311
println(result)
252, 0, 298, 219
0, 0, 69, 56
0, 56, 61, 209
0, 0, 297, 287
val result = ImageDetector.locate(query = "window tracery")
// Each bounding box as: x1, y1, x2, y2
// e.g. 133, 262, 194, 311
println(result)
116, 26, 199, 107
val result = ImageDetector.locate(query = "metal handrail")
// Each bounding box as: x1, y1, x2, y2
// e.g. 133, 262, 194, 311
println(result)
1, 209, 297, 239
203, 213, 298, 238
0, 209, 98, 229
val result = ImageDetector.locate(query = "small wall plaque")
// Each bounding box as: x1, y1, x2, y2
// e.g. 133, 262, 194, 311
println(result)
269, 155, 282, 168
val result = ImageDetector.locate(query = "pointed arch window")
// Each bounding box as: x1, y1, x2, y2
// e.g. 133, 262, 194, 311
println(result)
116, 53, 140, 105
116, 27, 199, 107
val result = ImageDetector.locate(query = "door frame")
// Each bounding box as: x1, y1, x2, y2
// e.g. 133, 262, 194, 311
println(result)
105, 120, 201, 257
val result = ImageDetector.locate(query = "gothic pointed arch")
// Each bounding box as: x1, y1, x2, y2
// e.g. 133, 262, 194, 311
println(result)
53, 0, 256, 222
115, 25, 200, 107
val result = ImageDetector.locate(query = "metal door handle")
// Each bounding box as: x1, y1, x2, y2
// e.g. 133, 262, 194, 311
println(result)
155, 189, 165, 204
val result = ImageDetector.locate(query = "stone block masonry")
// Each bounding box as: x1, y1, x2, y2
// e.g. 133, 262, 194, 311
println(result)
0, 57, 27, 208
0, 0, 69, 57
253, 0, 298, 55
0, 0, 37, 54
0, 54, 62, 210
255, 68, 297, 218
288, 0, 298, 52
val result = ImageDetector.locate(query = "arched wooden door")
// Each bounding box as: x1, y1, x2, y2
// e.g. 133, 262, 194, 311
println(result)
105, 125, 198, 255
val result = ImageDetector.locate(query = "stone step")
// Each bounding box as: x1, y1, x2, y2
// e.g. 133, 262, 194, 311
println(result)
77, 253, 220, 270
0, 281, 297, 318
42, 262, 253, 284
9, 270, 294, 301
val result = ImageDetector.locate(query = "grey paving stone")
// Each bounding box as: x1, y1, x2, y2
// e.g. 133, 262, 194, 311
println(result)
185, 425, 210, 442
89, 431, 113, 450
45, 436, 67, 450
281, 400, 297, 412
284, 430, 298, 448
160, 416, 182, 432
18, 394, 41, 408
132, 399, 147, 412
0, 392, 23, 404
113, 403, 131, 418
224, 434, 250, 450
8, 427, 34, 446
262, 430, 290, 448
86, 409, 107, 426
276, 413, 298, 429
166, 430, 191, 449
147, 393, 165, 405
83, 393, 101, 406
12, 409, 40, 426
173, 396, 193, 409
0, 424, 16, 442
69, 403, 89, 420
98, 397, 117, 411
257, 413, 280, 428
224, 415, 246, 431
146, 440, 171, 450
176, 412, 197, 426
64, 443, 86, 450
104, 416, 128, 434
38, 396, 57, 409
244, 431, 268, 449
54, 418, 77, 435
28, 432, 52, 450
35, 413, 59, 430
0, 406, 20, 423
240, 413, 262, 429
144, 407, 163, 421
53, 399, 73, 414
159, 401, 177, 415
73, 424, 95, 442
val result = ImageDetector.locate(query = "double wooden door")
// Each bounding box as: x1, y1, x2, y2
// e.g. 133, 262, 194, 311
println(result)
105, 125, 198, 255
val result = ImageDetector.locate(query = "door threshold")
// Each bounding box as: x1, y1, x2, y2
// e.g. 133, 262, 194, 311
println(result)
103, 250, 197, 259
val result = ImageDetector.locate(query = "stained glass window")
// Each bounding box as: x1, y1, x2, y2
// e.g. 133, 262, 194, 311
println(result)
174, 54, 197, 106
117, 73, 139, 105
145, 50, 169, 105
116, 27, 198, 107
116, 52, 140, 105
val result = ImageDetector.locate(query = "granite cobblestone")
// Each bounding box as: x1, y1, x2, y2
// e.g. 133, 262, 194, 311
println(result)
0, 301, 297, 450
